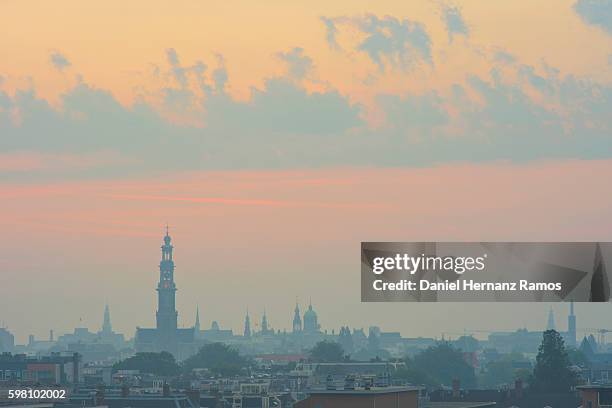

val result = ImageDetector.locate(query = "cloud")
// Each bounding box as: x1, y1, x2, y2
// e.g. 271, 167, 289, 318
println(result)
276, 47, 313, 80
1, 53, 611, 180
0, 73, 363, 177
378, 92, 449, 136
49, 51, 71, 71
493, 50, 516, 65
165, 48, 208, 89
211, 54, 227, 92
205, 78, 362, 136
574, 0, 612, 34
320, 16, 340, 50
321, 14, 432, 72
166, 48, 187, 87
441, 3, 469, 42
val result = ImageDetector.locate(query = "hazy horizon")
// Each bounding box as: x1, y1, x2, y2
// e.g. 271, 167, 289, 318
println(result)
3, 163, 612, 345
1, 0, 611, 345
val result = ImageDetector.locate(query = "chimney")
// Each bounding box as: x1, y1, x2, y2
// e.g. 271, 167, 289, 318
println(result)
186, 389, 200, 407
452, 378, 460, 398
162, 382, 171, 397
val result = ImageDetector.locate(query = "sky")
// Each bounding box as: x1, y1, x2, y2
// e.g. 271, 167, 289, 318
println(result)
0, 0, 612, 344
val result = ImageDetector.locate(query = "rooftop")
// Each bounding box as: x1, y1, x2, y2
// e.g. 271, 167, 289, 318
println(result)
427, 402, 497, 408
308, 386, 421, 395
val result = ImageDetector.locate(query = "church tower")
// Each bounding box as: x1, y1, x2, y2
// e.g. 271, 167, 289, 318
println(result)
293, 303, 302, 333
102, 304, 112, 335
156, 228, 178, 348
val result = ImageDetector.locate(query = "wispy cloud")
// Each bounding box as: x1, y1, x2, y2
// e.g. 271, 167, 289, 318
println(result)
49, 51, 71, 71
574, 0, 612, 34
440, 3, 469, 42
276, 47, 313, 80
320, 14, 432, 72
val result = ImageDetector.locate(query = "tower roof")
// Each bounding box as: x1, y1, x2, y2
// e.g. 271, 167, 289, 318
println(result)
164, 226, 172, 245
304, 302, 317, 319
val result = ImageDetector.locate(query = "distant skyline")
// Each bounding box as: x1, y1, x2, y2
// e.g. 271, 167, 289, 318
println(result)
1, 0, 612, 344
3, 162, 612, 344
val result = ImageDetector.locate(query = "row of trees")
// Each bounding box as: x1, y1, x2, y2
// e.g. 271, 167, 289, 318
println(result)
112, 343, 250, 377
113, 330, 579, 392
309, 330, 580, 392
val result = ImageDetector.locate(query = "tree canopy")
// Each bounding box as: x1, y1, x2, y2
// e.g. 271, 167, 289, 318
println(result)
182, 343, 250, 377
309, 340, 346, 362
532, 330, 577, 392
112, 351, 180, 376
411, 342, 476, 388
395, 358, 440, 387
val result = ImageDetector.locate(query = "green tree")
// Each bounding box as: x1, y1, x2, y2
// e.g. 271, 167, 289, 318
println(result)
309, 340, 345, 362
396, 356, 440, 387
182, 343, 249, 376
532, 330, 577, 392
112, 352, 180, 376
412, 342, 476, 388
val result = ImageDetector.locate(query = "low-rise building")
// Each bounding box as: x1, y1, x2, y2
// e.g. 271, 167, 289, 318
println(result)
0, 352, 81, 384
578, 385, 612, 408
295, 386, 421, 408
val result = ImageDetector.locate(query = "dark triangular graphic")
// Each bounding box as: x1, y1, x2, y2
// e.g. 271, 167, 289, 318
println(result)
590, 243, 609, 302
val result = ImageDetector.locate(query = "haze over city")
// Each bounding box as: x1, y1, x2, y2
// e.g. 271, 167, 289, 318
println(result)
1, 0, 612, 344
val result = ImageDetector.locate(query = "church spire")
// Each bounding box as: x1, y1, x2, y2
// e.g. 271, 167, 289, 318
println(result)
261, 309, 269, 334
194, 306, 200, 332
244, 309, 251, 338
102, 304, 112, 334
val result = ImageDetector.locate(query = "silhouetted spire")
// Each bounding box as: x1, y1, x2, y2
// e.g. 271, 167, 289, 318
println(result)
244, 309, 251, 338
293, 301, 302, 333
194, 306, 200, 332
261, 309, 269, 333
102, 304, 112, 334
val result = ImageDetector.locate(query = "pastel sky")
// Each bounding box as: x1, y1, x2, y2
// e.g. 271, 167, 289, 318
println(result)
1, 0, 612, 343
